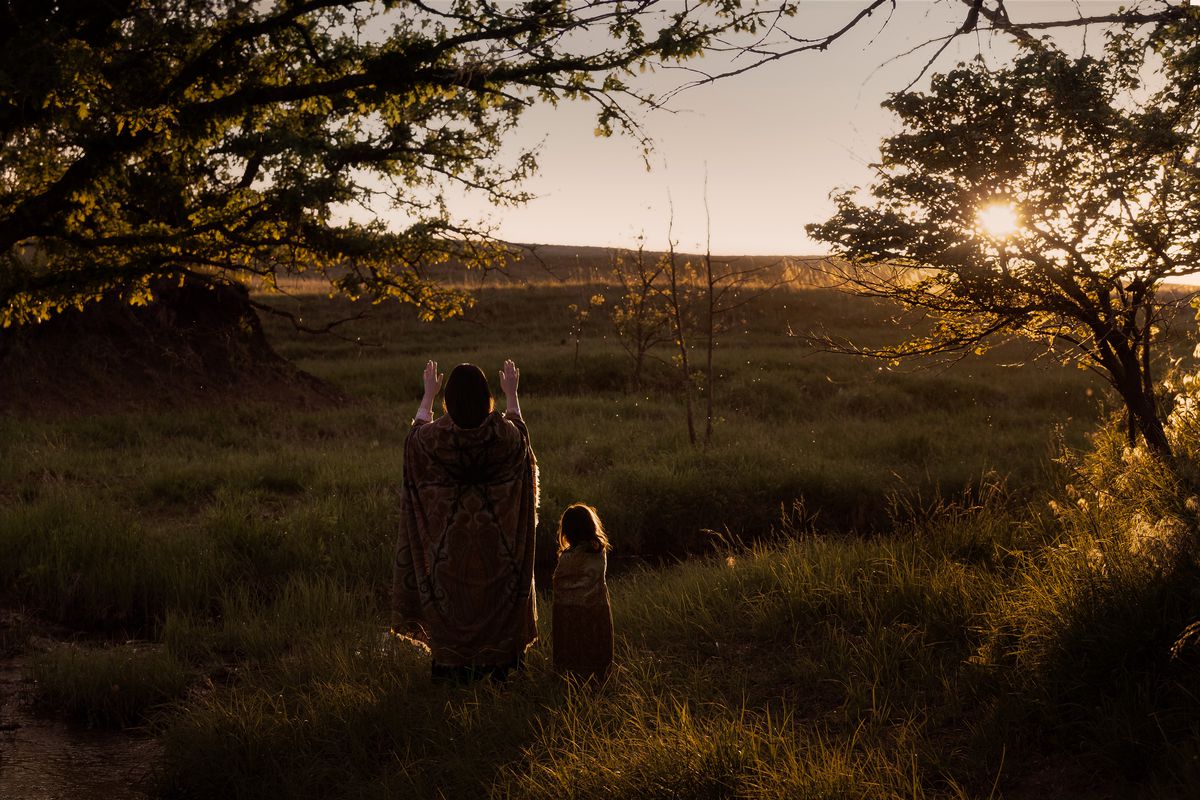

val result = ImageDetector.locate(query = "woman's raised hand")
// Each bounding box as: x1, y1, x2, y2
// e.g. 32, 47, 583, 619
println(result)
422, 359, 443, 402
499, 359, 519, 399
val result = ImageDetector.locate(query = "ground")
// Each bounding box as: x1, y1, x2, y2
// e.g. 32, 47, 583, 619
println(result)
1, 265, 1197, 798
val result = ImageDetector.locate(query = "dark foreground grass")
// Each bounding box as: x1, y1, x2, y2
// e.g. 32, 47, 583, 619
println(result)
3, 284, 1199, 797
30, 642, 190, 728
150, 478, 1200, 798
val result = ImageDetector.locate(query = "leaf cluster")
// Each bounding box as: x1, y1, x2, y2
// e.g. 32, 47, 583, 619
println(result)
0, 0, 779, 326
808, 13, 1200, 373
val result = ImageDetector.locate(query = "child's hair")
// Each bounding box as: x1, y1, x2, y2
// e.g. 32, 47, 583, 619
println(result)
557, 503, 610, 553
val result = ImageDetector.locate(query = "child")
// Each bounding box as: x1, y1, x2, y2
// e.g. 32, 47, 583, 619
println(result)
551, 503, 614, 681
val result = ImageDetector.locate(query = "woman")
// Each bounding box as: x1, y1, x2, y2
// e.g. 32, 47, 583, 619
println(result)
392, 359, 539, 683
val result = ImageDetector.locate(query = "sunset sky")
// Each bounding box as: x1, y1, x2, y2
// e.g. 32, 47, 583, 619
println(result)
438, 0, 1127, 256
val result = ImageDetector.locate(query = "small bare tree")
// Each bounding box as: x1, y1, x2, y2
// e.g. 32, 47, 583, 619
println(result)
698, 179, 784, 444
663, 235, 702, 445
698, 247, 781, 446
566, 292, 606, 391
610, 242, 673, 391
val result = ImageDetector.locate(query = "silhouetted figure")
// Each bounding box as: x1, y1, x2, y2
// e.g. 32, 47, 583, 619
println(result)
552, 503, 614, 682
392, 360, 538, 684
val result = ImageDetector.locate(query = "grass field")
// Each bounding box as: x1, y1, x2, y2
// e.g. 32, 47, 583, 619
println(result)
263, 282, 1108, 551
3, 278, 1200, 798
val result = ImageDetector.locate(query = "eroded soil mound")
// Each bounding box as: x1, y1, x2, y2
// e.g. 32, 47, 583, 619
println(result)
0, 278, 339, 414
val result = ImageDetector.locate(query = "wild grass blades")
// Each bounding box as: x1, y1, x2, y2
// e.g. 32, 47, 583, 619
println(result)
504, 697, 857, 800
0, 490, 215, 630
151, 511, 1028, 799
965, 412, 1200, 789
161, 575, 373, 666
30, 642, 190, 728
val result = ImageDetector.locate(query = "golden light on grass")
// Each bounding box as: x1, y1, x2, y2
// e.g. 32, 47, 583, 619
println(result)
976, 201, 1021, 239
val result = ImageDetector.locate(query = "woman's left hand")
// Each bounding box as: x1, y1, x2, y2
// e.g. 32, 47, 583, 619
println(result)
422, 360, 443, 401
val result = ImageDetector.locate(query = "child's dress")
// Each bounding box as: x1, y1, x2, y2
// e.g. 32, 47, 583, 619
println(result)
551, 545, 614, 680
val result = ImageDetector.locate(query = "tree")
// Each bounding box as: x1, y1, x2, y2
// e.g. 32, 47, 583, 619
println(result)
4, 1, 1192, 331
610, 243, 672, 392
666, 1, 1196, 95
0, 0, 780, 328
663, 236, 702, 445
696, 175, 781, 445
566, 291, 605, 391
698, 251, 779, 446
807, 17, 1200, 460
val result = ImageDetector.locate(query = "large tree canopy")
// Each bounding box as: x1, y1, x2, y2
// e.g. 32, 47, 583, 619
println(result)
808, 9, 1200, 458
0, 0, 788, 326
2, 0, 1194, 330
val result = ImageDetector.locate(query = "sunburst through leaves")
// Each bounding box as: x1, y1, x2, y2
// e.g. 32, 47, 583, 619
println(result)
975, 201, 1021, 239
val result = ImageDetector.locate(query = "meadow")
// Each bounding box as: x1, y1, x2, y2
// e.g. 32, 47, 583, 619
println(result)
3, 276, 1200, 798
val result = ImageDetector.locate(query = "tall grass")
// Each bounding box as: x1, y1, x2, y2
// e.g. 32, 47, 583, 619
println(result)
31, 643, 190, 728
0, 286, 1104, 637
4, 285, 1199, 796
158, 476, 1187, 799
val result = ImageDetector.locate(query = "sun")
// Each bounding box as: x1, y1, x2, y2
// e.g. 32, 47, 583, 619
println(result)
976, 201, 1021, 239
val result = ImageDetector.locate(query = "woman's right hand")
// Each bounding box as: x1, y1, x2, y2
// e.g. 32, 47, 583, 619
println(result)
499, 359, 519, 399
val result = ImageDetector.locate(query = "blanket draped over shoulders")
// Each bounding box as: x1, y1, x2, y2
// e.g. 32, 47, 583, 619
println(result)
393, 410, 539, 667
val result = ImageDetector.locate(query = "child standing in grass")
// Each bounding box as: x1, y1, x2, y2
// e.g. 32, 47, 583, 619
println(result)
552, 503, 614, 681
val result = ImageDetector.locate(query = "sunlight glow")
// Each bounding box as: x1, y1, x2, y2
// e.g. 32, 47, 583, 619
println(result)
976, 202, 1021, 239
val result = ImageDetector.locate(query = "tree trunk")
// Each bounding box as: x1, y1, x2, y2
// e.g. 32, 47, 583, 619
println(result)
0, 275, 338, 413
702, 175, 714, 447
704, 251, 715, 447
665, 245, 695, 445
574, 335, 581, 393
1098, 321, 1172, 461
1116, 373, 1172, 460
1133, 397, 1172, 460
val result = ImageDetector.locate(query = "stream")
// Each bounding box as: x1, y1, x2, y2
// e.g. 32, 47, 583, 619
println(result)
0, 652, 159, 799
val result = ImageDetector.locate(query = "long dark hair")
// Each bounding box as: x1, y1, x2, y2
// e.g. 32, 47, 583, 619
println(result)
557, 503, 610, 553
443, 363, 494, 428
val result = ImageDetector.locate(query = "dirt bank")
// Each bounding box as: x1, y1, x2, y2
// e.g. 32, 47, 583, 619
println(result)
0, 277, 340, 415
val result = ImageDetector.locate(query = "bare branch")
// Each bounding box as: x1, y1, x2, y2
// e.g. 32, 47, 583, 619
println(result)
248, 298, 380, 347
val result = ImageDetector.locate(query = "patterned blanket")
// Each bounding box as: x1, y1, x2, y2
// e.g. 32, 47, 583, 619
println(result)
392, 410, 539, 667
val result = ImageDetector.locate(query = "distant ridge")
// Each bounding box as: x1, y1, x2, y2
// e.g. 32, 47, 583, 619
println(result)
262, 243, 848, 295
426, 242, 843, 288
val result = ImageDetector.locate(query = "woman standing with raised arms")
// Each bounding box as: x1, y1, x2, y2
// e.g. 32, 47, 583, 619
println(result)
392, 358, 539, 683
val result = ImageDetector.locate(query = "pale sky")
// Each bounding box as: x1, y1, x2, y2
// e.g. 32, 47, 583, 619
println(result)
414, 1, 1130, 256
